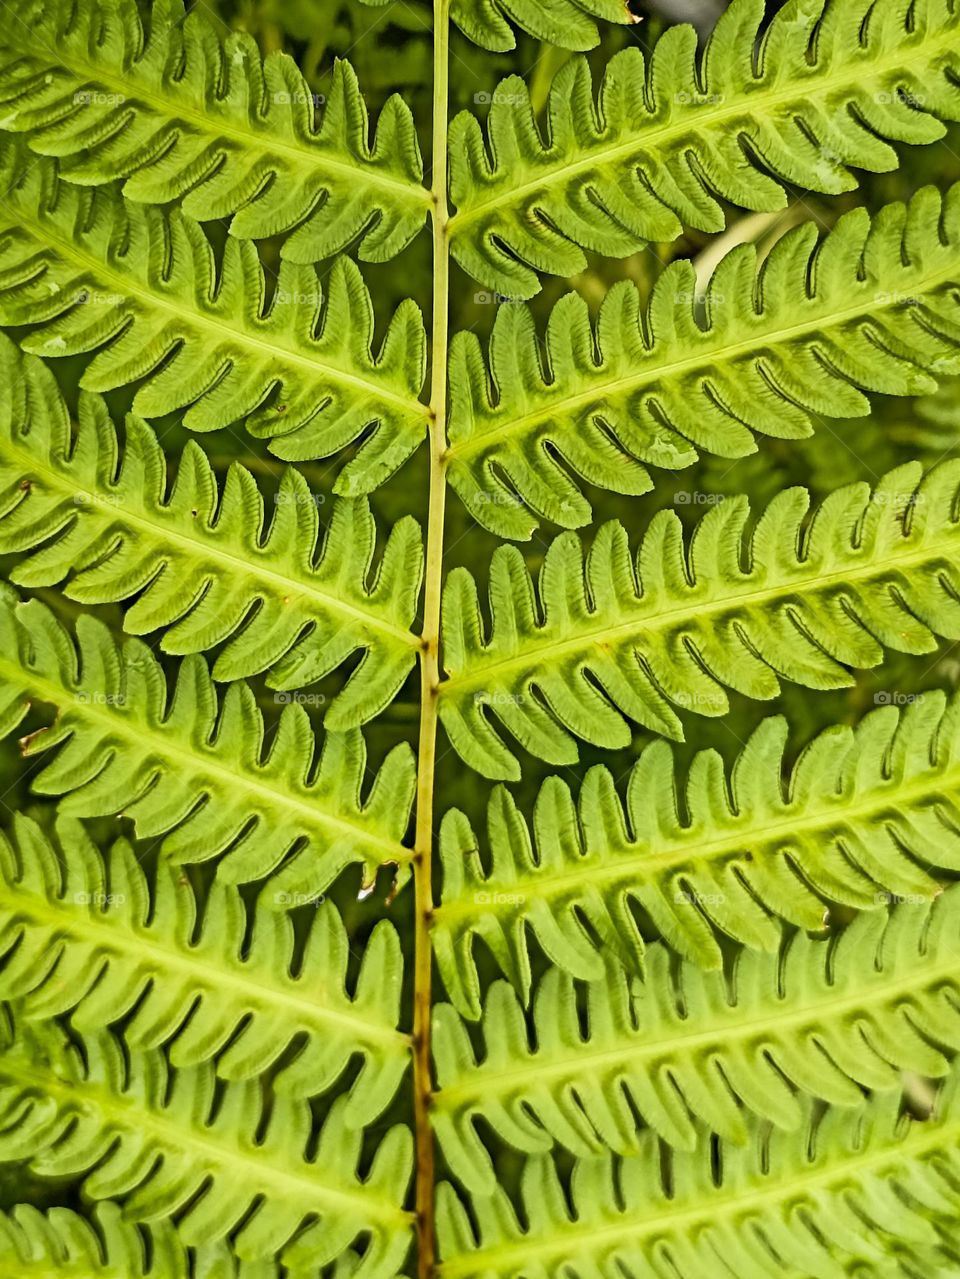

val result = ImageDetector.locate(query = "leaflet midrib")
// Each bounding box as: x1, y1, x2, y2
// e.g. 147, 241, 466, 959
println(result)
0, 653, 409, 862
0, 882, 410, 1048
439, 522, 958, 697
438, 1105, 960, 1275
446, 257, 958, 462
0, 1051, 410, 1225
435, 930, 959, 1104
4, 38, 432, 206
432, 751, 960, 927
0, 191, 431, 424
448, 30, 956, 231
0, 431, 420, 649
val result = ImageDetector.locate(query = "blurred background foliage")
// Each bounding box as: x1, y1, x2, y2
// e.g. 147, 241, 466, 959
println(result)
1, 3, 959, 1177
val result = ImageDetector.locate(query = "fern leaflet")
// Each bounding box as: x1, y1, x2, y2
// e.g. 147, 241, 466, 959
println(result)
440, 463, 960, 779
0, 587, 416, 898
449, 0, 960, 296
0, 0, 429, 262
0, 1010, 413, 1276
434, 692, 960, 1009
361, 0, 634, 52
0, 812, 409, 1123
0, 1202, 251, 1278
437, 1064, 960, 1277
433, 891, 960, 1192
0, 340, 422, 726
0, 146, 429, 489
447, 185, 960, 537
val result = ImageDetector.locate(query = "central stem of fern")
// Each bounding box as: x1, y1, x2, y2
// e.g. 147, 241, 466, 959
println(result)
413, 3, 450, 1275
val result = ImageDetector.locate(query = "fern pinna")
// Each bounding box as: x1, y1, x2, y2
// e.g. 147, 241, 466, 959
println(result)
0, 0, 957, 1274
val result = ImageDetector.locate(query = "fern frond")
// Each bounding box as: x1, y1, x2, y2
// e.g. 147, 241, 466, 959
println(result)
447, 184, 960, 537
436, 1064, 960, 1278
433, 890, 960, 1192
0, 146, 428, 489
0, 340, 422, 726
448, 0, 960, 296
0, 811, 409, 1123
0, 1201, 251, 1277
0, 587, 416, 899
0, 1011, 413, 1275
0, 0, 429, 262
433, 691, 960, 1011
440, 462, 960, 779
360, 0, 633, 52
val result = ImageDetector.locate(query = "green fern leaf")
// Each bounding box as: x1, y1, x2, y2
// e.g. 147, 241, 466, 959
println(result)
0, 811, 410, 1124
437, 1063, 960, 1277
0, 587, 416, 899
0, 146, 428, 489
0, 340, 422, 726
433, 890, 960, 1192
0, 1200, 373, 1277
449, 0, 960, 295
440, 463, 960, 779
0, 0, 429, 262
360, 0, 634, 52
1, 0, 959, 1263
0, 1011, 413, 1275
447, 185, 960, 537
0, 1202, 253, 1277
434, 691, 960, 1010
